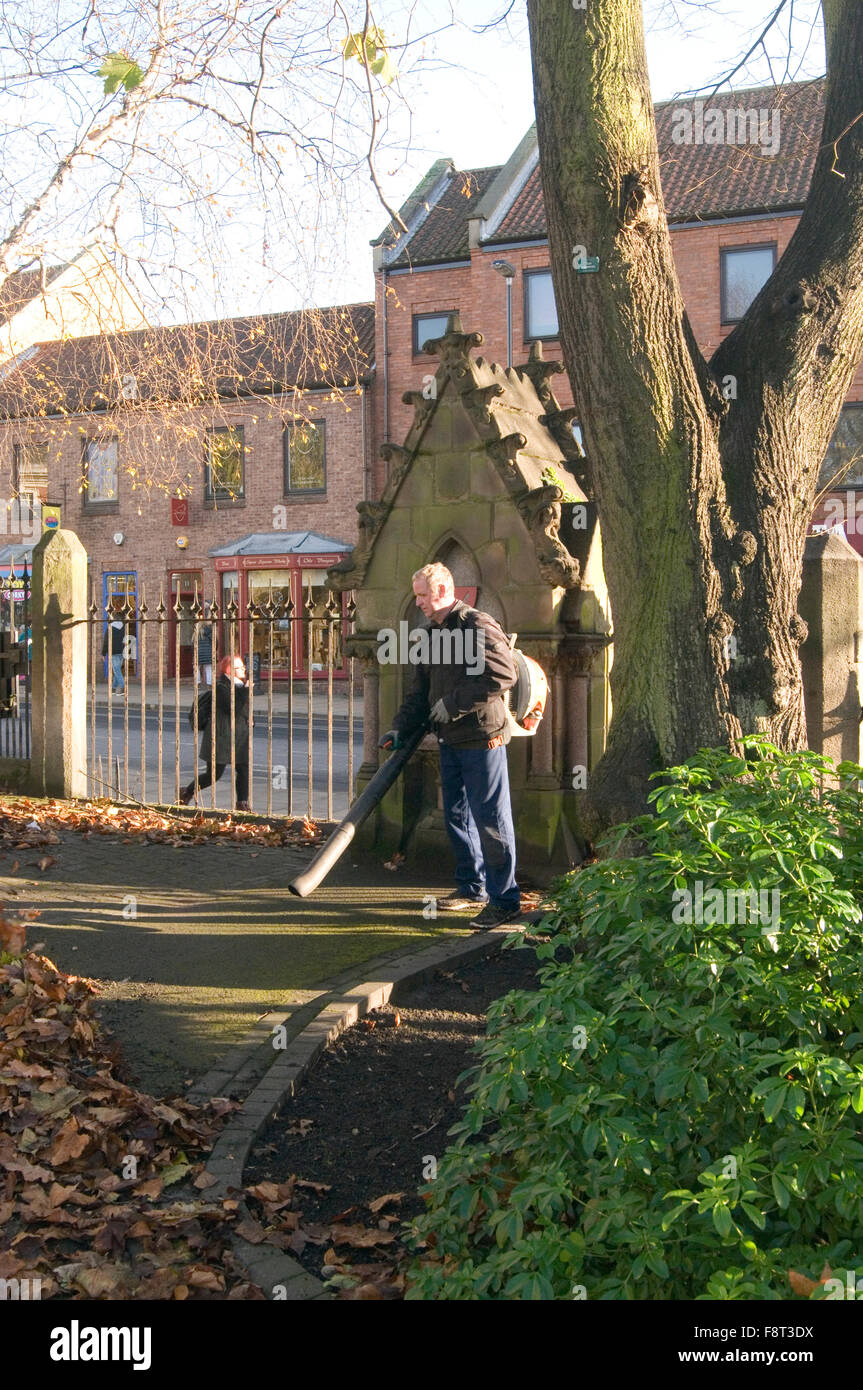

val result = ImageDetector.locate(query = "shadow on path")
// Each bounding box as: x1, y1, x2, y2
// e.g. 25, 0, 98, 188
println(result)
1, 825, 460, 1096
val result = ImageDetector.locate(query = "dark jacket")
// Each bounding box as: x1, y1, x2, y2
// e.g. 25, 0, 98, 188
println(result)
197, 624, 213, 664
197, 674, 249, 764
392, 600, 517, 748
102, 619, 124, 656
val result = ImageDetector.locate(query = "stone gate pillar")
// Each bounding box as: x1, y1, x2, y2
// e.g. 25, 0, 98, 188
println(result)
799, 530, 863, 766
30, 528, 88, 798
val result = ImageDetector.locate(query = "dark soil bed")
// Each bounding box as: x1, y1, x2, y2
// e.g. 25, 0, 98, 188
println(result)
244, 935, 544, 1290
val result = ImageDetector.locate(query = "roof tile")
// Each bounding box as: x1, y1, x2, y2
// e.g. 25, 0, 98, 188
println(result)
0, 302, 375, 419
388, 80, 825, 265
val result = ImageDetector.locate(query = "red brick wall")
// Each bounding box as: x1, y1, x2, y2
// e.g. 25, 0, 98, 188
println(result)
375, 218, 863, 495
0, 386, 370, 603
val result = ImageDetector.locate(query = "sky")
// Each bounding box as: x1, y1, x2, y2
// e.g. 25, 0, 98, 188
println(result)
235, 0, 827, 318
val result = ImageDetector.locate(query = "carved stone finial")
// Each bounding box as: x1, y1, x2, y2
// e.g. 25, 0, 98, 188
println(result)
357, 500, 387, 533
539, 405, 578, 430
521, 340, 565, 401
422, 317, 483, 362
464, 382, 504, 426
401, 388, 437, 430
515, 484, 581, 589
485, 433, 527, 475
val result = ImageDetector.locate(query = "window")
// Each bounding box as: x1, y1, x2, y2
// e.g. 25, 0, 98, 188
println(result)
83, 437, 118, 506
205, 426, 245, 501
102, 572, 137, 671
413, 312, 453, 356
13, 441, 48, 504
524, 269, 559, 340
285, 420, 326, 494
249, 569, 292, 673
301, 569, 344, 672
817, 404, 863, 491
720, 244, 776, 324
169, 570, 202, 678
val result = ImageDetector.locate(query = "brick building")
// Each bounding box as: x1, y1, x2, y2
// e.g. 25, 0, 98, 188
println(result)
371, 78, 863, 541
2, 73, 862, 684
0, 303, 374, 678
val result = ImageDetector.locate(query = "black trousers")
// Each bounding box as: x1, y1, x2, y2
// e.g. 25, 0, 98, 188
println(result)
194, 761, 249, 801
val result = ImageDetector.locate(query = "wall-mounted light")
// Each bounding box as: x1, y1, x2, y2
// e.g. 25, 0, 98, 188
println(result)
113, 531, 125, 546
176, 535, 189, 549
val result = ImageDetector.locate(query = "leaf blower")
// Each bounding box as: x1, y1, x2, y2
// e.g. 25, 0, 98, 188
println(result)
288, 643, 548, 898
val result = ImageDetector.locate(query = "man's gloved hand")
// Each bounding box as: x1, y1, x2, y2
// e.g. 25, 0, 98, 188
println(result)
430, 698, 451, 724
378, 729, 404, 750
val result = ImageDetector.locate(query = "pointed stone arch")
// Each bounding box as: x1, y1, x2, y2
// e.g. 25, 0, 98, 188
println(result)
329, 318, 612, 877
434, 534, 506, 627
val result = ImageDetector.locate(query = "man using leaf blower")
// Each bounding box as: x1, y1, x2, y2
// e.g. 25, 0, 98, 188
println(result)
379, 563, 522, 930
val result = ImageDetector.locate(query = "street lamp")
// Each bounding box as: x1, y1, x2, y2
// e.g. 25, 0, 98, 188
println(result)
492, 259, 516, 369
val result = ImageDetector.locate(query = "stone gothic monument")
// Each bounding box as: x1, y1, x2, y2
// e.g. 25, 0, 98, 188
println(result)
328, 317, 612, 878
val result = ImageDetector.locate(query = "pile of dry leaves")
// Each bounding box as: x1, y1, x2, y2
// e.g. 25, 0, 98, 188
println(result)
243, 1181, 413, 1300
1, 912, 415, 1301
0, 796, 323, 850
0, 916, 264, 1300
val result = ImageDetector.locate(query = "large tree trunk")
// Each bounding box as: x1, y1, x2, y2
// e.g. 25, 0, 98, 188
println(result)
527, 0, 863, 832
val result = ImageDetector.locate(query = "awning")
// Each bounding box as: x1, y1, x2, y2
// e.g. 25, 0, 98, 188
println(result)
208, 531, 352, 558
0, 544, 33, 576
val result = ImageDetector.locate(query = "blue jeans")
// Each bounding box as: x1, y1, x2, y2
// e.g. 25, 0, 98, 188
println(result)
110, 653, 124, 691
438, 742, 519, 908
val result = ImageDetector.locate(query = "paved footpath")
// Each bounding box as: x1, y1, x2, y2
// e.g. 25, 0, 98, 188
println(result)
1, 821, 461, 1097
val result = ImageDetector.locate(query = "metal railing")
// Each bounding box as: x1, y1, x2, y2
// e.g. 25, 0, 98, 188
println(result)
0, 561, 31, 759
87, 585, 360, 820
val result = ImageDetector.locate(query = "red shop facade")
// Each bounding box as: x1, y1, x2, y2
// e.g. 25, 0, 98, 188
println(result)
207, 531, 352, 681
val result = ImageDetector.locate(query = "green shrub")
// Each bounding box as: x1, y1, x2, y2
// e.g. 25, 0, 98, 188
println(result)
406, 740, 863, 1300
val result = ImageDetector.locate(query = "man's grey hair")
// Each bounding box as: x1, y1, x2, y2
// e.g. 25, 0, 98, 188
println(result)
413, 562, 454, 593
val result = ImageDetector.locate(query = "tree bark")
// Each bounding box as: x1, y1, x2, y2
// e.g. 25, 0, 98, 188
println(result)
527, 0, 863, 832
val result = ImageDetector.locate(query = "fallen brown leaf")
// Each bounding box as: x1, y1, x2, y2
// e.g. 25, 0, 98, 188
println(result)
330, 1223, 398, 1248
368, 1192, 404, 1214
234, 1217, 269, 1245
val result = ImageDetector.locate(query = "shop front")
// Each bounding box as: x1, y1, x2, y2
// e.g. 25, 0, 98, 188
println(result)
0, 544, 32, 652
209, 532, 352, 680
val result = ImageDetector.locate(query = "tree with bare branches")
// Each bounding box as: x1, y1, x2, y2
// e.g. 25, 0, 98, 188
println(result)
0, 1, 425, 501
527, 0, 863, 831
0, 0, 416, 313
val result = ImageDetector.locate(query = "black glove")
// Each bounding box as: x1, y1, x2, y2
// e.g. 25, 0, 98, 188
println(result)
379, 729, 404, 750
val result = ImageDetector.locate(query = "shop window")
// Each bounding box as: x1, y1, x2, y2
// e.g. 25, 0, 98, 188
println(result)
301, 569, 343, 672
83, 437, 118, 506
249, 568, 293, 674
524, 270, 559, 340
720, 245, 776, 324
412, 312, 453, 356
205, 426, 245, 501
284, 421, 326, 495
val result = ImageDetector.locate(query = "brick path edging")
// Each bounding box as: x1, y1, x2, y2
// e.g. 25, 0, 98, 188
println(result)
201, 925, 523, 1301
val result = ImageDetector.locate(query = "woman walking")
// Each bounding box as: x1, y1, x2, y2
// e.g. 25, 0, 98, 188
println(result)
180, 654, 250, 810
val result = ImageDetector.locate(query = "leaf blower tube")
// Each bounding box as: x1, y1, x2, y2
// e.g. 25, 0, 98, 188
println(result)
288, 723, 429, 898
